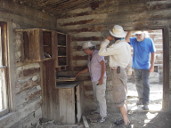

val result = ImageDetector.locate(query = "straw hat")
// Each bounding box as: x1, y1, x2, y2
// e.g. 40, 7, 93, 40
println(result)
109, 25, 126, 38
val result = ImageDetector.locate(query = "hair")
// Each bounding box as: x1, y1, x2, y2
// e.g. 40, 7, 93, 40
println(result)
88, 46, 96, 51
143, 31, 150, 38
115, 37, 124, 40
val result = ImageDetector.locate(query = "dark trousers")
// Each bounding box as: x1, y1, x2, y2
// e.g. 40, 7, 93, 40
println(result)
134, 69, 150, 105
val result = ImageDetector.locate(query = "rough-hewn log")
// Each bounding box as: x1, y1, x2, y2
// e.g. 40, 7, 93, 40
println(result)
73, 55, 88, 60
72, 36, 102, 41
0, 99, 42, 128
0, 1, 56, 28
16, 79, 40, 94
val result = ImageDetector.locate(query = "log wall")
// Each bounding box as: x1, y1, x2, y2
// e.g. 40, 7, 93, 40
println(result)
0, 0, 170, 127
57, 0, 171, 111
0, 1, 56, 127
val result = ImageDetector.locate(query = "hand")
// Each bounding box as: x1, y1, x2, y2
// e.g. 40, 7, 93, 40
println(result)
97, 78, 103, 85
127, 68, 132, 76
149, 66, 154, 72
127, 31, 132, 34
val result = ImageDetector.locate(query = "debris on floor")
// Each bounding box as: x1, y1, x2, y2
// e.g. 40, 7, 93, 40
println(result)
36, 82, 171, 128
36, 118, 83, 128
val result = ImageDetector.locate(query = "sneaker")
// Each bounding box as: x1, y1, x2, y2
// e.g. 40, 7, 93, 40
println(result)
142, 105, 149, 110
99, 116, 107, 123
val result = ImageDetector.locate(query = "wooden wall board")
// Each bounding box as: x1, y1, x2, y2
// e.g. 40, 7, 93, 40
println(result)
59, 88, 76, 124
41, 59, 59, 120
76, 85, 83, 123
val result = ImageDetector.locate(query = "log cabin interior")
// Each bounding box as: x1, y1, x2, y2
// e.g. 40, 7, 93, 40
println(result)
0, 0, 171, 128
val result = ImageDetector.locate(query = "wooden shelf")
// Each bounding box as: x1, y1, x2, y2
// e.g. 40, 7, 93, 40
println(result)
58, 56, 67, 57
16, 28, 73, 123
57, 45, 66, 47
15, 28, 54, 62
15, 28, 70, 69
56, 65, 68, 67
42, 58, 53, 61
56, 33, 69, 70
43, 45, 50, 47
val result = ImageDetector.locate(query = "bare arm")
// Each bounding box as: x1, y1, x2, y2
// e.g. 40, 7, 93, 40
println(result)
76, 68, 89, 78
98, 60, 106, 85
149, 52, 155, 72
99, 36, 120, 56
125, 31, 132, 43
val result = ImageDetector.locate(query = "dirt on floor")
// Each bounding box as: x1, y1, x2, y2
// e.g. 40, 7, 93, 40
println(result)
37, 81, 171, 128
37, 108, 171, 128
85, 110, 171, 128
85, 82, 171, 128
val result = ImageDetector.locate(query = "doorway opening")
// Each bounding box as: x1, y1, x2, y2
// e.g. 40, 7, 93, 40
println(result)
127, 29, 163, 112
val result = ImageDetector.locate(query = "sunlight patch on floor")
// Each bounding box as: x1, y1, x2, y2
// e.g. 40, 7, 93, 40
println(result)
143, 112, 159, 126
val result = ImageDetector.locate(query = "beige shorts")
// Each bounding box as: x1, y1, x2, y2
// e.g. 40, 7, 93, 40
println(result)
111, 67, 127, 107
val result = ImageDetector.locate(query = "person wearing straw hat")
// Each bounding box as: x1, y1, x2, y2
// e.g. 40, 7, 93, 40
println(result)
99, 25, 131, 126
125, 31, 156, 110
76, 41, 107, 123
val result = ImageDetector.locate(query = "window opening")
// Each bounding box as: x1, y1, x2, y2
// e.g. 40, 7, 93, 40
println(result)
0, 23, 9, 117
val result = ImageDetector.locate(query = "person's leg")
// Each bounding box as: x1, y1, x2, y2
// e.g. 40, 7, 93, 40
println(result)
142, 70, 150, 105
96, 79, 107, 119
92, 82, 99, 113
134, 69, 143, 104
112, 68, 130, 125
92, 82, 97, 101
119, 104, 130, 125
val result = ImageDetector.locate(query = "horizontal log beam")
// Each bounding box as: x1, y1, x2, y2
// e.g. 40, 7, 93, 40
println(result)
72, 36, 102, 41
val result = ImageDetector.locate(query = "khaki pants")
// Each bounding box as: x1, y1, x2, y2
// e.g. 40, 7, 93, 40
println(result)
92, 78, 107, 117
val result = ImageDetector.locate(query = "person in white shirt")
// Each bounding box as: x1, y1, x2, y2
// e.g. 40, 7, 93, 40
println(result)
99, 25, 131, 126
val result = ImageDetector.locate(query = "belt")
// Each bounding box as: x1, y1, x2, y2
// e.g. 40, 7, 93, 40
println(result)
111, 66, 126, 74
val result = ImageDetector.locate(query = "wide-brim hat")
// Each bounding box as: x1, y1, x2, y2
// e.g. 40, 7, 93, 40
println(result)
109, 25, 126, 38
82, 41, 95, 49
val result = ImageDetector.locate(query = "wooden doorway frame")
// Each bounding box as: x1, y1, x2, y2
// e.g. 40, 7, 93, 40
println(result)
162, 27, 170, 111
126, 26, 170, 111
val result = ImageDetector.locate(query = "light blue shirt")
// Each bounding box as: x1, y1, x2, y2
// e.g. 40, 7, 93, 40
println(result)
88, 50, 106, 82
129, 37, 156, 69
